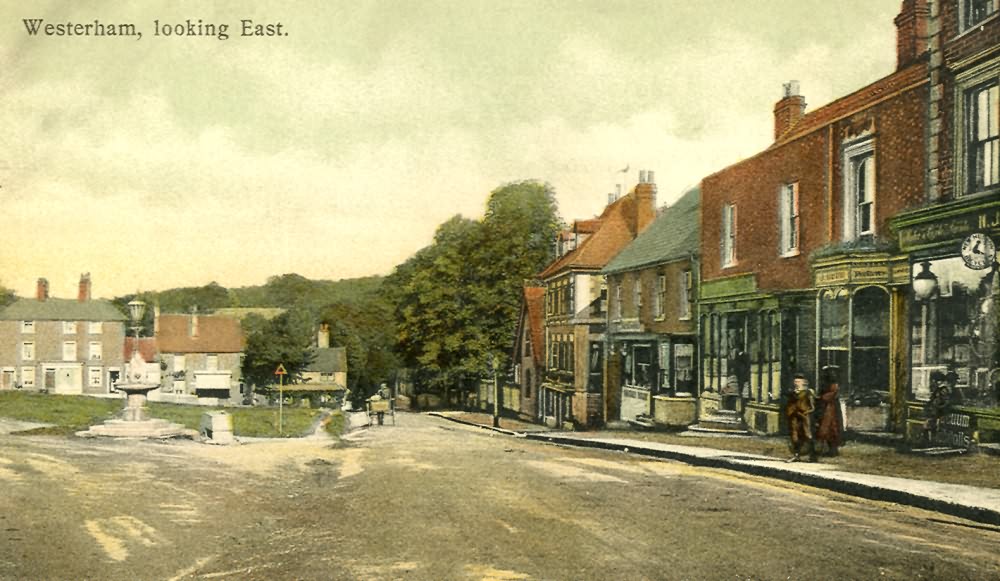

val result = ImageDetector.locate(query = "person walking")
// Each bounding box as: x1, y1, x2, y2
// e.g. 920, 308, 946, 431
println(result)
785, 373, 816, 462
815, 366, 843, 457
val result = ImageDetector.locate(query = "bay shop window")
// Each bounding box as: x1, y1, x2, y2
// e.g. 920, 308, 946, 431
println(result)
818, 287, 891, 407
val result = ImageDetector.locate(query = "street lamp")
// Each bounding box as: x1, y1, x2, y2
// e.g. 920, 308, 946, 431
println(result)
492, 354, 500, 428
126, 298, 146, 365
912, 261, 939, 302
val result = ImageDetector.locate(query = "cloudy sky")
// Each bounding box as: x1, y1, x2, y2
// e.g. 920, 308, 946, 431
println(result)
1, 1, 902, 298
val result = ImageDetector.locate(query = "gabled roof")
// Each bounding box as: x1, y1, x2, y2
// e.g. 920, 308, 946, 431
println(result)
0, 298, 127, 322
773, 62, 927, 147
304, 347, 347, 373
539, 193, 642, 279
156, 314, 245, 354
514, 287, 545, 366
603, 187, 700, 274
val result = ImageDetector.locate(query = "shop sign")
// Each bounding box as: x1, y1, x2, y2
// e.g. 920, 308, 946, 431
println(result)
898, 205, 1000, 251
931, 412, 975, 449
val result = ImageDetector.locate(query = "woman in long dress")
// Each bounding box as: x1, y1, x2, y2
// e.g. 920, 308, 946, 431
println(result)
815, 366, 843, 456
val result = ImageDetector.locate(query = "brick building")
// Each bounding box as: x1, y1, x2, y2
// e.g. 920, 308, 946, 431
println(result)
699, 0, 929, 434
511, 285, 545, 421
537, 172, 657, 428
602, 186, 699, 427
892, 0, 1000, 443
0, 275, 126, 395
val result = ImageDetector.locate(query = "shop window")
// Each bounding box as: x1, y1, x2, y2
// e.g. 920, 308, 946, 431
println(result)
674, 342, 696, 395
851, 287, 890, 405
910, 257, 998, 405
819, 290, 849, 378
588, 342, 602, 392
631, 344, 654, 389
659, 342, 670, 390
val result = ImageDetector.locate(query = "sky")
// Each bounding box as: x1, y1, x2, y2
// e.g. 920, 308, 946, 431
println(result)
1, 0, 903, 299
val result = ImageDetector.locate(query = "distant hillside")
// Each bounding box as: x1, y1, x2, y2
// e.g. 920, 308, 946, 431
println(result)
113, 274, 385, 317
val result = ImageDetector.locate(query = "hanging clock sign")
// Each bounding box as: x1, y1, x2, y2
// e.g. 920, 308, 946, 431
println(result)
960, 232, 996, 270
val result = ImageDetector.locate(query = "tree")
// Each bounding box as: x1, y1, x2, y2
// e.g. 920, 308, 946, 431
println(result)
387, 181, 561, 405
241, 309, 316, 391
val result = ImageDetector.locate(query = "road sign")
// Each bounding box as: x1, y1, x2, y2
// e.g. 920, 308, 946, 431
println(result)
274, 364, 287, 376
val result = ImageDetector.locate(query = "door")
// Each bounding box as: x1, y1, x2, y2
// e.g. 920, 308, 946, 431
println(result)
1, 370, 13, 389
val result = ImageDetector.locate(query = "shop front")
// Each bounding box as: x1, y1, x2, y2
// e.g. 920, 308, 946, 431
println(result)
698, 275, 815, 434
811, 252, 910, 432
893, 197, 1000, 444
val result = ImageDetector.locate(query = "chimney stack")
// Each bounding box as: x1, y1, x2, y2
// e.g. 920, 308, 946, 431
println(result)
78, 273, 91, 302
633, 169, 657, 235
318, 323, 330, 349
36, 278, 49, 301
189, 306, 199, 338
774, 81, 806, 140
894, 0, 928, 70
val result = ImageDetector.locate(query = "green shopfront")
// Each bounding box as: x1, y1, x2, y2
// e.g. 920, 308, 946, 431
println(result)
893, 196, 1000, 444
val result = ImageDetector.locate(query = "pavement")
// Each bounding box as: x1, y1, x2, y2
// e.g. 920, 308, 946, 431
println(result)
429, 410, 1000, 526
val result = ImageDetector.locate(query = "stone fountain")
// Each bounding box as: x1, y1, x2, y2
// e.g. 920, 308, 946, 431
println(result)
77, 300, 196, 439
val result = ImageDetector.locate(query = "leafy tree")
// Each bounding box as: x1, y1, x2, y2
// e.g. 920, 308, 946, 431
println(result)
319, 295, 400, 406
387, 182, 560, 405
0, 283, 17, 309
241, 309, 316, 391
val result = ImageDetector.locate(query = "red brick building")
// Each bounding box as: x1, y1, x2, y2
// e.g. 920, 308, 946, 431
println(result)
892, 0, 1000, 443
699, 0, 929, 434
511, 285, 545, 421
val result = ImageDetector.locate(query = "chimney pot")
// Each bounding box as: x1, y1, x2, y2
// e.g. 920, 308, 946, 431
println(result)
615, 184, 621, 200
190, 306, 199, 338
78, 273, 91, 302
647, 170, 655, 184
639, 170, 647, 184
774, 81, 806, 140
36, 278, 49, 302
608, 193, 615, 205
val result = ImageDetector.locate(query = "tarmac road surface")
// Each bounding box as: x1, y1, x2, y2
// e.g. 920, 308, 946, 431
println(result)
2, 412, 1000, 580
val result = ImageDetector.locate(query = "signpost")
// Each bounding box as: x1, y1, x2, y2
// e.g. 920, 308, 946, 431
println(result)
275, 363, 287, 434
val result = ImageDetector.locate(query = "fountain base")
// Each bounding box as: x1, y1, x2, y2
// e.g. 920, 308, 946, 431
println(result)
76, 418, 198, 439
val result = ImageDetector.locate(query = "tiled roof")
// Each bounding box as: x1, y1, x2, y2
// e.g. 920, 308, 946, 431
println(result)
124, 338, 159, 363
156, 314, 245, 354
304, 347, 347, 373
773, 62, 927, 146
0, 298, 127, 321
538, 193, 641, 279
603, 187, 700, 274
523, 287, 545, 366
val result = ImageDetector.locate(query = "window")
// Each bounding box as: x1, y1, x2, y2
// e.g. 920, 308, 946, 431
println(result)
965, 0, 999, 29
206, 354, 219, 371
21, 342, 35, 361
969, 82, 999, 192
63, 321, 77, 334
20, 367, 35, 387
614, 282, 623, 320
63, 341, 77, 361
89, 341, 102, 361
88, 367, 103, 388
843, 141, 876, 241
679, 270, 692, 320
779, 183, 800, 255
722, 203, 737, 267
655, 274, 666, 318
89, 321, 103, 334
21, 321, 34, 334
633, 276, 642, 313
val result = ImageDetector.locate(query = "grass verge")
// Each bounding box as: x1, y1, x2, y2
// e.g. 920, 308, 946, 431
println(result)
0, 392, 342, 438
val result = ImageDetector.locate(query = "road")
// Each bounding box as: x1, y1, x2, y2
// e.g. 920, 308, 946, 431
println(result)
1, 412, 999, 580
